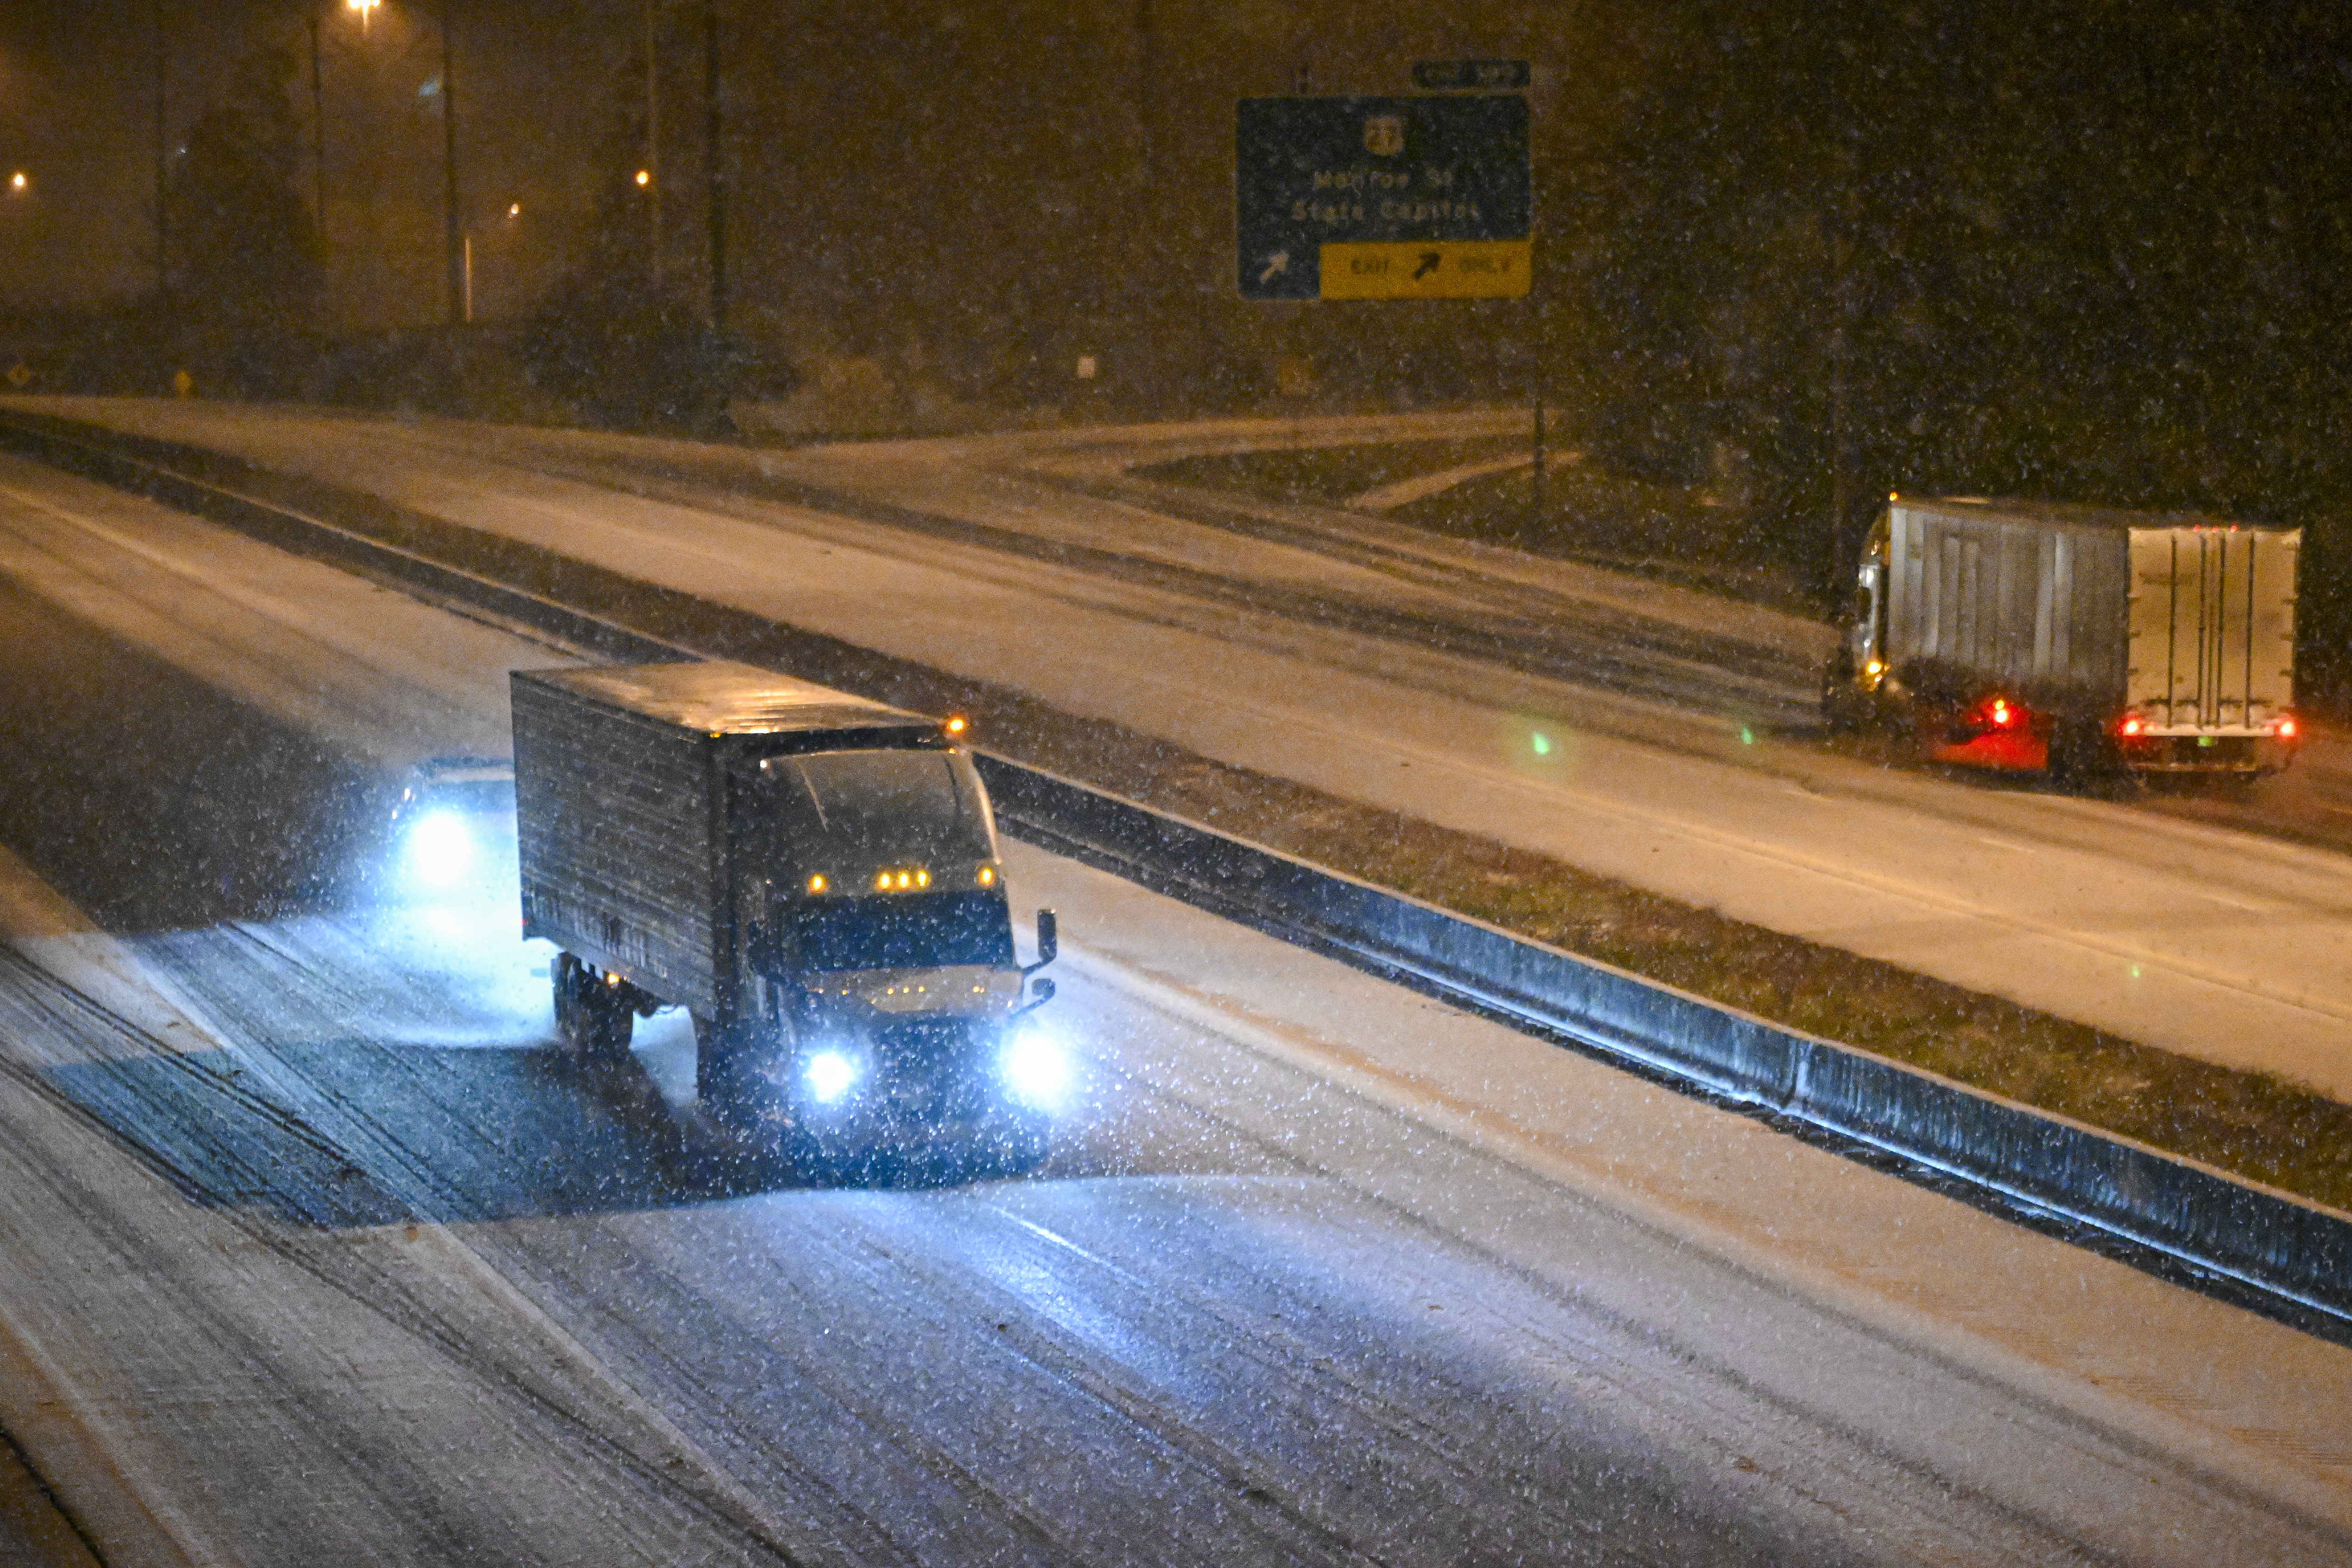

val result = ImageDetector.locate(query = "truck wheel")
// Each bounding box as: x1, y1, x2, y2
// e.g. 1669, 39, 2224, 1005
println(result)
693, 1014, 777, 1131
2047, 717, 2113, 791
552, 953, 580, 1044
555, 953, 633, 1063
1818, 653, 1857, 734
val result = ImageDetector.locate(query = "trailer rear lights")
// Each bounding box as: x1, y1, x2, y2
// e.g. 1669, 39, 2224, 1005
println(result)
2118, 713, 2148, 737
2264, 715, 2299, 740
803, 1049, 861, 1105
1987, 699, 2013, 728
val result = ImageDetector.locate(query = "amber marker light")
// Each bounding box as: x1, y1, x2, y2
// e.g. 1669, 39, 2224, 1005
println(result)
977, 866, 995, 887
807, 873, 828, 894
944, 715, 969, 737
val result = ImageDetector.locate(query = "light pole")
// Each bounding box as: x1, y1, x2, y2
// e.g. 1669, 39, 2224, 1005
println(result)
152, 0, 167, 303
306, 11, 326, 231
438, 4, 461, 326
704, 0, 723, 332
644, 0, 661, 287
339, 0, 457, 326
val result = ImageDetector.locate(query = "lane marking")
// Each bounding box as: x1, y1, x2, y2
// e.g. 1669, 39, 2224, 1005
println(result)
1972, 835, 2035, 853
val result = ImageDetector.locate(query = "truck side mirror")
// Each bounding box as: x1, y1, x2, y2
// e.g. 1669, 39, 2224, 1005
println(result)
1011, 973, 1055, 1019
1025, 908, 1057, 972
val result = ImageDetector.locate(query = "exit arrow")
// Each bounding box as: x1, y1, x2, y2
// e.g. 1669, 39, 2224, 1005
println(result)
1413, 252, 1442, 280
1258, 252, 1291, 285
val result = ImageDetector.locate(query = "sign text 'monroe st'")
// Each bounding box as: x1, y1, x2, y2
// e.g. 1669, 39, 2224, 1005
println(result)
1236, 95, 1531, 301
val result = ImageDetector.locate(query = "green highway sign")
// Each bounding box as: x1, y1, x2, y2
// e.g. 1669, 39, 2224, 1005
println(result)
1235, 95, 1531, 301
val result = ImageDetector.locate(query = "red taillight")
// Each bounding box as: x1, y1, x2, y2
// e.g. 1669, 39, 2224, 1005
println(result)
2118, 713, 2147, 737
1988, 699, 2011, 728
2269, 715, 2298, 740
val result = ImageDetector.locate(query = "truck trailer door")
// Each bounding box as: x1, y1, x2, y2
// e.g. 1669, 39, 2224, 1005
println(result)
2127, 527, 2298, 731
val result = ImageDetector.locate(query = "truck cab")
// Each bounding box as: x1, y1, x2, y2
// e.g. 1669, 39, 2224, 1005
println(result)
719, 744, 1062, 1147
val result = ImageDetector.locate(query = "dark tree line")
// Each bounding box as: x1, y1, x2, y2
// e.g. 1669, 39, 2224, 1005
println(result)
159, 48, 323, 396
1549, 0, 2352, 691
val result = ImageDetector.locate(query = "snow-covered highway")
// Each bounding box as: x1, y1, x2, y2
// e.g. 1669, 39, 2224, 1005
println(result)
0, 446, 2346, 1561
8, 398, 2351, 1098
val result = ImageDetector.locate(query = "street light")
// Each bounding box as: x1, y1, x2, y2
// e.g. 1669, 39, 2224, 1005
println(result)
315, 0, 461, 326
7, 171, 24, 194
434, 4, 461, 326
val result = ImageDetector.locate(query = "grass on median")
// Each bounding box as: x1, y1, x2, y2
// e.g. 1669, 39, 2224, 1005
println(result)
1001, 727, 2352, 1214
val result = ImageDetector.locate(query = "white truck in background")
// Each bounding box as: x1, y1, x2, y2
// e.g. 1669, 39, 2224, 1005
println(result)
1823, 494, 2301, 781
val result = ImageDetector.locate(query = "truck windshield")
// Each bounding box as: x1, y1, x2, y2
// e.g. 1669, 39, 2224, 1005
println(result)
794, 890, 1015, 973
756, 749, 995, 869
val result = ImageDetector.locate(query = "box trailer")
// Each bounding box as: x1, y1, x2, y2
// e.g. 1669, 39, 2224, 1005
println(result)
1824, 495, 2300, 780
511, 660, 1060, 1155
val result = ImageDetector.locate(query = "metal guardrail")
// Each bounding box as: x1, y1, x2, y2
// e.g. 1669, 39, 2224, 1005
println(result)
979, 758, 2352, 1323
6, 406, 2349, 1325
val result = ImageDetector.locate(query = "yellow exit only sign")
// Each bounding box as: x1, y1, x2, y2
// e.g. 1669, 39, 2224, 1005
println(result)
1318, 240, 1531, 299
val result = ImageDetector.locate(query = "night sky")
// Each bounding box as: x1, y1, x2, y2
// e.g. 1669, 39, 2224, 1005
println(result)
0, 0, 614, 321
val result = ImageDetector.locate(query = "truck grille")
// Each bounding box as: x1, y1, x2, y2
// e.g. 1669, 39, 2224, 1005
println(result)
871, 1018, 992, 1118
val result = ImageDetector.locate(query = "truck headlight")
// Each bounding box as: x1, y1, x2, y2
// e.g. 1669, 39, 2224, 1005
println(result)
405, 810, 476, 888
803, 1048, 863, 1106
999, 1028, 1069, 1111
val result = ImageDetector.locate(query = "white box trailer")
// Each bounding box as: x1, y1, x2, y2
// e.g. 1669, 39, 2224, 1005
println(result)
1825, 495, 2300, 779
511, 660, 1061, 1156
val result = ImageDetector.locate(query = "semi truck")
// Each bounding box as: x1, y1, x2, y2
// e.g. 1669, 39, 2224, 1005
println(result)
510, 660, 1062, 1160
1823, 494, 2301, 781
